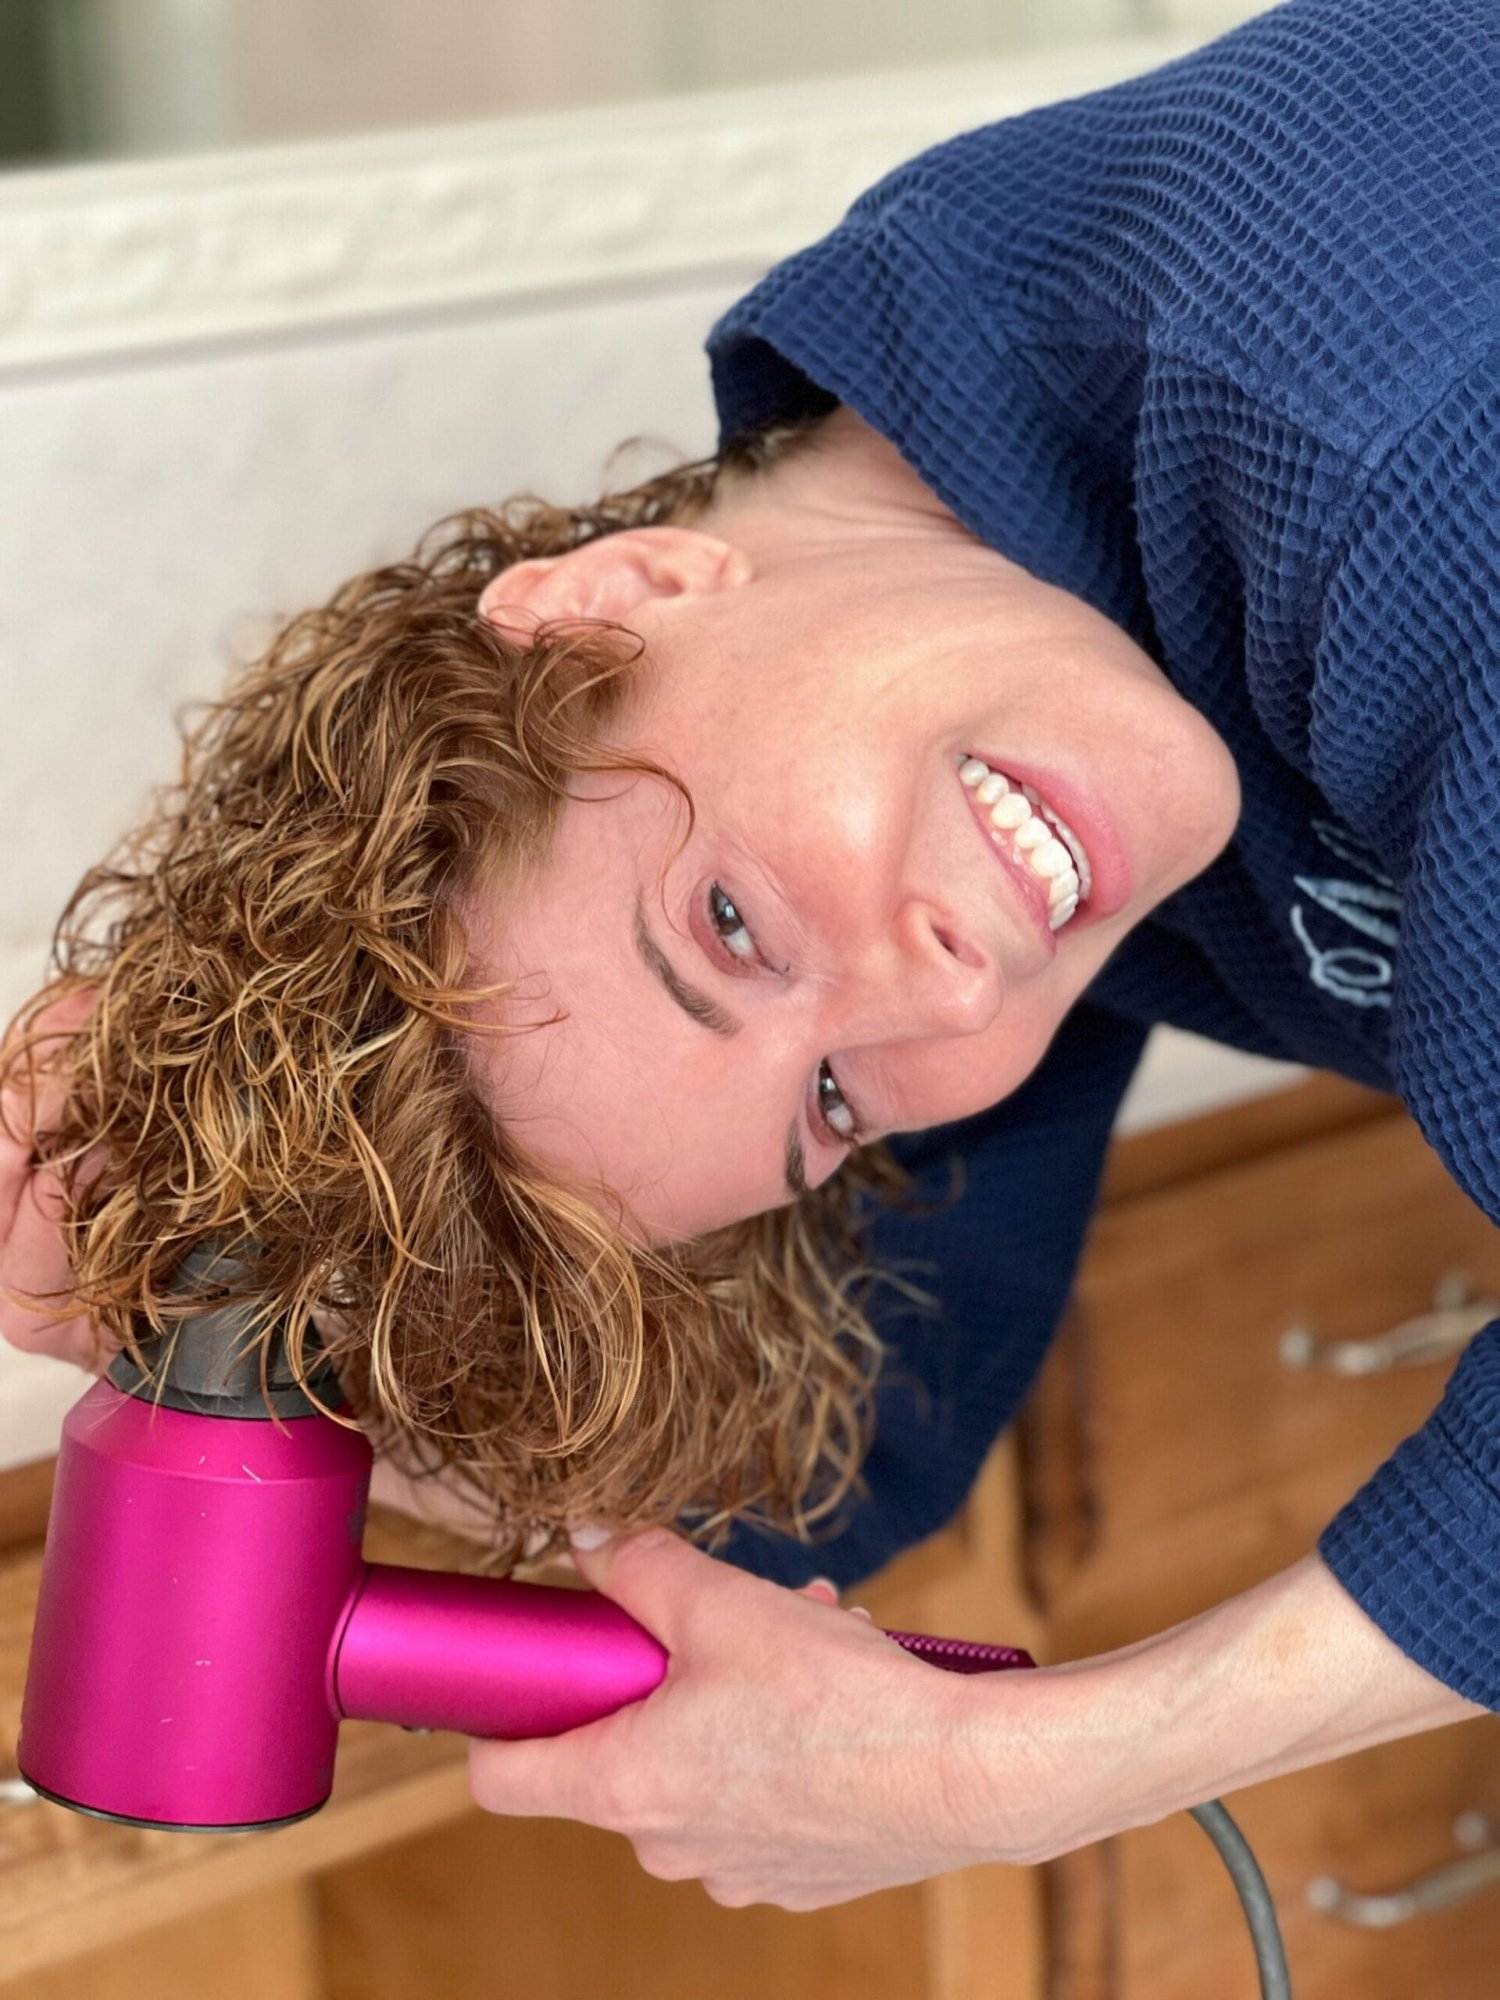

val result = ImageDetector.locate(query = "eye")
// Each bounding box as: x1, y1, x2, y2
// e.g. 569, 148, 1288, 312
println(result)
704, 882, 866, 1149
707, 882, 759, 964
815, 1061, 860, 1143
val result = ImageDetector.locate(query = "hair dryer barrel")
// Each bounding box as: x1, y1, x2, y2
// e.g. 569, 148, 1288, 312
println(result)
17, 1377, 665, 1832
19, 1378, 373, 1831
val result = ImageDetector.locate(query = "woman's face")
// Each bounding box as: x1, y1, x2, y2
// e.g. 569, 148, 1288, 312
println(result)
463, 414, 1242, 1245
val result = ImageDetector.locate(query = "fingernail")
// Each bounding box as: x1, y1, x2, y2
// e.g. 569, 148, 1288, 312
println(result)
807, 1576, 837, 1595
569, 1524, 611, 1550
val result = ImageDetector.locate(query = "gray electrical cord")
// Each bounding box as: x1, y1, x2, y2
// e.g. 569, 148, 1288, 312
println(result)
1189, 1799, 1292, 1998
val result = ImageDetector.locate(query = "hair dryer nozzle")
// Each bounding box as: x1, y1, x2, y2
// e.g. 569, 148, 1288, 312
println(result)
106, 1239, 341, 1421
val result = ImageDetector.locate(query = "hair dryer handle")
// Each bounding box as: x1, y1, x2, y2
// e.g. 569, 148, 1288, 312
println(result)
331, 1564, 669, 1738
331, 1564, 1034, 1742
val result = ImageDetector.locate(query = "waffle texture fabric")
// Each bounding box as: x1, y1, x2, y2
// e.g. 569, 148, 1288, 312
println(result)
704, 0, 1500, 1707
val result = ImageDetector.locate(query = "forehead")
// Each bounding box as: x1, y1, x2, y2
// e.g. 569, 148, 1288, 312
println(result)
452, 777, 794, 1244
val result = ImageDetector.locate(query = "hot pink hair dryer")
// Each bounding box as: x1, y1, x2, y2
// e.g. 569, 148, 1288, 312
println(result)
19, 1247, 1033, 1832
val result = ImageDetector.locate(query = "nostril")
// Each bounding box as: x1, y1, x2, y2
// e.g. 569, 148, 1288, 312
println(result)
933, 923, 986, 969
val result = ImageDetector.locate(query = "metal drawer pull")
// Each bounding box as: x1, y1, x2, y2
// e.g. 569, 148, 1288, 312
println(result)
1307, 1813, 1500, 1927
1280, 1271, 1498, 1377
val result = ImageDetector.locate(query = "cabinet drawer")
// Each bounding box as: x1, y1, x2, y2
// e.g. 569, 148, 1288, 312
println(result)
1021, 1110, 1500, 1648
1046, 1719, 1500, 2000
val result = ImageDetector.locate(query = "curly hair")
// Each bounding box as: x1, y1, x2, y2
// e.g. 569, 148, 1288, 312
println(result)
0, 417, 956, 1571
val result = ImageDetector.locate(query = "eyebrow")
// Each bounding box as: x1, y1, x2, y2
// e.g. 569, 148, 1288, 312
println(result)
632, 889, 809, 1200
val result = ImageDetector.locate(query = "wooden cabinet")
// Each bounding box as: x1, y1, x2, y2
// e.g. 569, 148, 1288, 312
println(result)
2, 1074, 1498, 1997
1025, 1083, 1500, 1997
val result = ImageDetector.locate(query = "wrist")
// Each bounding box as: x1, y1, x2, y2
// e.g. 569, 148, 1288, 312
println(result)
943, 1665, 1101, 1866
962, 1556, 1485, 1864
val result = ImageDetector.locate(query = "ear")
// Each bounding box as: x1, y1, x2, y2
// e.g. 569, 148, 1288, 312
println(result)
476, 527, 752, 640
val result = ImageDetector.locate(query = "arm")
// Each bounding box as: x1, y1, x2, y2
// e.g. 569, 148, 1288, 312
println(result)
467, 941, 1497, 1897
1311, 348, 1500, 1710
970, 1551, 1485, 1863
463, 1530, 1483, 1913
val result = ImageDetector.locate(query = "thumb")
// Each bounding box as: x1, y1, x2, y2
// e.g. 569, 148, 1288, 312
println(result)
567, 1525, 739, 1644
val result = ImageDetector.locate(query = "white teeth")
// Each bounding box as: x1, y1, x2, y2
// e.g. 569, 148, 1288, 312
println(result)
989, 792, 1031, 831
1020, 785, 1092, 900
1049, 820, 1092, 900
956, 752, 1090, 933
1011, 778, 1093, 900
1032, 796, 1088, 900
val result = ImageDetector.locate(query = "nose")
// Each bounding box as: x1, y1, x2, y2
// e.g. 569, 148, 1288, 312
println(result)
856, 899, 1004, 1042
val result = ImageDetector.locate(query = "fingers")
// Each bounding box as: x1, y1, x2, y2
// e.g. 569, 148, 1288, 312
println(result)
468, 1719, 623, 1829
565, 1528, 748, 1643
797, 1577, 874, 1623
1, 986, 96, 1238
566, 1532, 882, 1655
0, 1174, 76, 1343
0, 1152, 118, 1369
468, 1733, 587, 1825
0, 985, 114, 1370
0, 985, 98, 1141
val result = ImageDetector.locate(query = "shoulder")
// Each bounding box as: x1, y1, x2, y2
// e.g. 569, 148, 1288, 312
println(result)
872, 0, 1495, 452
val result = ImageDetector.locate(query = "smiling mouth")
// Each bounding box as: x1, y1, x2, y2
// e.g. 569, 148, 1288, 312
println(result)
954, 755, 1086, 945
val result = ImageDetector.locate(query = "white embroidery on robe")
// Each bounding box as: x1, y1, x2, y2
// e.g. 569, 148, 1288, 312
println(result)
1289, 819, 1402, 1009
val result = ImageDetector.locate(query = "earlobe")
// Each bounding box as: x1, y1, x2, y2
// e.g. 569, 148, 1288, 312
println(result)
476, 529, 752, 640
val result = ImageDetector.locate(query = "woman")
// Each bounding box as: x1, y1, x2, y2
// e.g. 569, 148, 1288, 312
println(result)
3, 0, 1495, 1909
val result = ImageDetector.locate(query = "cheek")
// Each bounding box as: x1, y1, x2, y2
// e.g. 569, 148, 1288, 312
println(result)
874, 995, 1061, 1134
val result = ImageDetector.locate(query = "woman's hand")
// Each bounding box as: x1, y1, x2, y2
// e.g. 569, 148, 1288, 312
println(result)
0, 985, 115, 1373
466, 1528, 1059, 1910
468, 1533, 1486, 1912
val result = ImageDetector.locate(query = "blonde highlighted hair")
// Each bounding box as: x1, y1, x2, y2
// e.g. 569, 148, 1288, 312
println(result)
0, 420, 952, 1570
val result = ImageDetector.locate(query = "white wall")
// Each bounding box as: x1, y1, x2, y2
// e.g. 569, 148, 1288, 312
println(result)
43, 0, 1222, 156
0, 274, 744, 1025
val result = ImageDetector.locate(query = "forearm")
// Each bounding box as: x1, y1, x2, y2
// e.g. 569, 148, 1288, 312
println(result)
976, 1552, 1486, 1860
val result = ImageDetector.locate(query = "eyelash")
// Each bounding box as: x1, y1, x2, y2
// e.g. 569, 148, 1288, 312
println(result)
704, 882, 866, 1149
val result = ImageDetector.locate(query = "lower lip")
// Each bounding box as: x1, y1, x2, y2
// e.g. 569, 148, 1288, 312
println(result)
962, 751, 1133, 928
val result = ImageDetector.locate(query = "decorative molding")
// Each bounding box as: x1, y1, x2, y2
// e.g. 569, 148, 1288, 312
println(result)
0, 35, 1197, 376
